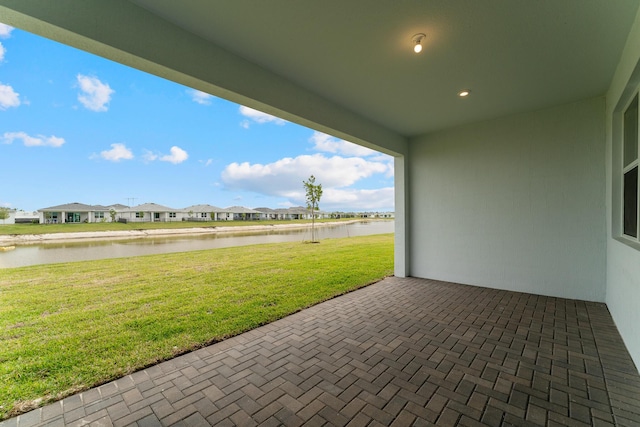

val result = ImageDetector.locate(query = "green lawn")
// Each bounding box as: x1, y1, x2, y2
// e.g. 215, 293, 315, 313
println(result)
0, 218, 374, 236
0, 234, 393, 419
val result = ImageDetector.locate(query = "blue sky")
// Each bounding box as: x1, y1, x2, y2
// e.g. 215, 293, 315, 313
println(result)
0, 23, 394, 213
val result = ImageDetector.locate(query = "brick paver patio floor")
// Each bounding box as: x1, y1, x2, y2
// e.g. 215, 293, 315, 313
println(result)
3, 276, 640, 426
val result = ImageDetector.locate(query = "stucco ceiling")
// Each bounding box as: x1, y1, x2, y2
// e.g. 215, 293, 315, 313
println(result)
127, 0, 639, 138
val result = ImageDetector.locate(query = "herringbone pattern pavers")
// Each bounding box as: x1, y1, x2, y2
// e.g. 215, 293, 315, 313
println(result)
3, 277, 640, 426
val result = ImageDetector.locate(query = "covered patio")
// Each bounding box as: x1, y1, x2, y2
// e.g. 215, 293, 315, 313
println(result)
2, 1, 640, 425
3, 277, 640, 426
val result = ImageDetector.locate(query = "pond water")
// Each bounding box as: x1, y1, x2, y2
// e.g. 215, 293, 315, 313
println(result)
0, 221, 394, 268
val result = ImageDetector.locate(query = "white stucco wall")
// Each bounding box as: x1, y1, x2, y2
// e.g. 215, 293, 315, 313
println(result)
606, 6, 640, 368
409, 97, 606, 301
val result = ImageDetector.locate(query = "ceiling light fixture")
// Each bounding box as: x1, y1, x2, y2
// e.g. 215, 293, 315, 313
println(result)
412, 33, 426, 53
458, 90, 471, 97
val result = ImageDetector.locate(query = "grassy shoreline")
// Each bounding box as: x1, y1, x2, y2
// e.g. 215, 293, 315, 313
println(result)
0, 218, 384, 236
0, 234, 393, 419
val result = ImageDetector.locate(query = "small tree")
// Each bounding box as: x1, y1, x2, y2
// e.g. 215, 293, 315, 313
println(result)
0, 207, 9, 224
303, 175, 323, 242
109, 209, 116, 222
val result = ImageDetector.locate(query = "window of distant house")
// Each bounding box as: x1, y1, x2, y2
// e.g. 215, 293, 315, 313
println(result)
623, 94, 639, 239
136, 212, 142, 218
200, 213, 207, 218
169, 212, 176, 218
94, 212, 104, 219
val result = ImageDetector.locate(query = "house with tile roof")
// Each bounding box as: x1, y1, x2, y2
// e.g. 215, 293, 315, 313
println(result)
117, 203, 183, 223
183, 204, 226, 221
253, 207, 276, 220
39, 202, 113, 224
223, 206, 261, 221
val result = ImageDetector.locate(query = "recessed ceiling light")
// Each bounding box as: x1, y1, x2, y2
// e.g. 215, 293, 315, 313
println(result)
458, 90, 471, 97
412, 33, 426, 53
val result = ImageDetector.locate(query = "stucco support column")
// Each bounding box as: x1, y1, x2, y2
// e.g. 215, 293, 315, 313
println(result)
394, 155, 409, 277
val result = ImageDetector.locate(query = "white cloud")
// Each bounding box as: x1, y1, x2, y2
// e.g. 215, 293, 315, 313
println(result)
321, 187, 394, 210
199, 158, 213, 167
0, 24, 12, 62
0, 83, 20, 109
142, 150, 158, 163
310, 132, 379, 157
271, 187, 394, 211
143, 147, 188, 164
76, 74, 114, 112
188, 89, 214, 105
2, 131, 65, 147
239, 106, 286, 126
100, 143, 133, 162
160, 146, 189, 164
222, 153, 388, 196
221, 152, 394, 210
0, 24, 13, 39
384, 161, 395, 179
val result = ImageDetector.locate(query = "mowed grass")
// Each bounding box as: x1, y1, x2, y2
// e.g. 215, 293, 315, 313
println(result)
0, 234, 393, 419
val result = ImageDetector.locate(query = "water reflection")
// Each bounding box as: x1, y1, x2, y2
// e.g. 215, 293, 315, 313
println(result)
0, 221, 394, 268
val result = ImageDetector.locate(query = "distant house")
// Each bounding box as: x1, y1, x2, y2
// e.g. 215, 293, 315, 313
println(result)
332, 211, 357, 219
288, 206, 331, 220
304, 208, 329, 219
34, 201, 391, 224
118, 203, 183, 223
285, 206, 329, 219
360, 212, 378, 218
357, 211, 395, 219
39, 202, 111, 224
272, 208, 292, 220
316, 210, 330, 219
287, 207, 309, 220
260, 207, 324, 220
183, 204, 225, 221
254, 207, 276, 220
224, 206, 261, 221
